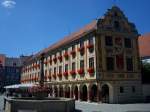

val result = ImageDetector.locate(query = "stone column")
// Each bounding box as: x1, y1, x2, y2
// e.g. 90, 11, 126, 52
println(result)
78, 86, 81, 101
63, 86, 65, 97
70, 87, 73, 98
88, 86, 91, 102
97, 84, 102, 103
57, 86, 60, 97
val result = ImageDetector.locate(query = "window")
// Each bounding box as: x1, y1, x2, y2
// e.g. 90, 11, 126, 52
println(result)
54, 67, 56, 74
72, 62, 76, 70
132, 86, 135, 93
89, 37, 93, 44
124, 38, 132, 48
88, 38, 94, 53
105, 36, 113, 46
80, 41, 84, 47
126, 57, 133, 71
45, 70, 47, 76
49, 68, 51, 75
116, 54, 124, 70
106, 57, 114, 70
65, 48, 68, 52
65, 64, 68, 72
72, 45, 75, 50
59, 66, 62, 74
114, 21, 120, 30
115, 37, 122, 46
89, 57, 94, 68
114, 12, 118, 17
59, 51, 62, 56
120, 86, 124, 93
13, 62, 16, 66
80, 60, 84, 68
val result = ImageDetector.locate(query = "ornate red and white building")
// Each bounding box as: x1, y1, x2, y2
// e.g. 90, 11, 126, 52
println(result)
21, 6, 143, 103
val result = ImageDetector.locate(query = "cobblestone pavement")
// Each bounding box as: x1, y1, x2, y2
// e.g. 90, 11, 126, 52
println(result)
0, 94, 4, 112
0, 95, 150, 112
75, 101, 150, 112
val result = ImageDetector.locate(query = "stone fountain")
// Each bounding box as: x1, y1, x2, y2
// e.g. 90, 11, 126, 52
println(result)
4, 53, 75, 112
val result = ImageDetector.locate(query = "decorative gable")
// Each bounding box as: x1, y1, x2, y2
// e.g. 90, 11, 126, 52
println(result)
97, 6, 138, 35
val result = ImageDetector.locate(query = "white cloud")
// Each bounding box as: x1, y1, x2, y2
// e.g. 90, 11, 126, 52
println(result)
1, 0, 16, 8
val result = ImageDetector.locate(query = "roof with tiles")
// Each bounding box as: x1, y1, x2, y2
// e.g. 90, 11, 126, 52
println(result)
139, 33, 150, 57
26, 20, 97, 63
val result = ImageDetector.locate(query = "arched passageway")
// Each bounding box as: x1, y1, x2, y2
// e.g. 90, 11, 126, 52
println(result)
81, 85, 87, 101
90, 84, 97, 102
54, 86, 58, 97
48, 87, 53, 96
65, 86, 70, 98
59, 86, 64, 97
74, 86, 78, 100
102, 85, 109, 103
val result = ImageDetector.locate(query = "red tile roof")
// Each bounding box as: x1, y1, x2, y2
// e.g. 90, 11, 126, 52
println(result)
139, 33, 150, 57
27, 20, 97, 62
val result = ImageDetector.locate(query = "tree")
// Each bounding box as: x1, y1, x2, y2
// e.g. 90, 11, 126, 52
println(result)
141, 61, 150, 84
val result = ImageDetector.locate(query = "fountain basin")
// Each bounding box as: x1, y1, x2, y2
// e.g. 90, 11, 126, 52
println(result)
4, 97, 75, 112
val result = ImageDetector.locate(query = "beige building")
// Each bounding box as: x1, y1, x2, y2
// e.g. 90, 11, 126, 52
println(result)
21, 6, 142, 103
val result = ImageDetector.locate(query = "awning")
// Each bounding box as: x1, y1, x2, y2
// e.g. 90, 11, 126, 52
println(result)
4, 83, 37, 89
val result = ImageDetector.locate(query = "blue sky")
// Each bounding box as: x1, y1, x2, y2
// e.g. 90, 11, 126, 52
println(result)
0, 0, 150, 57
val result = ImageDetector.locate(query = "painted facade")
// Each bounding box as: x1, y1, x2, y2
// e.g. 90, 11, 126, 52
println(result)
21, 6, 142, 103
